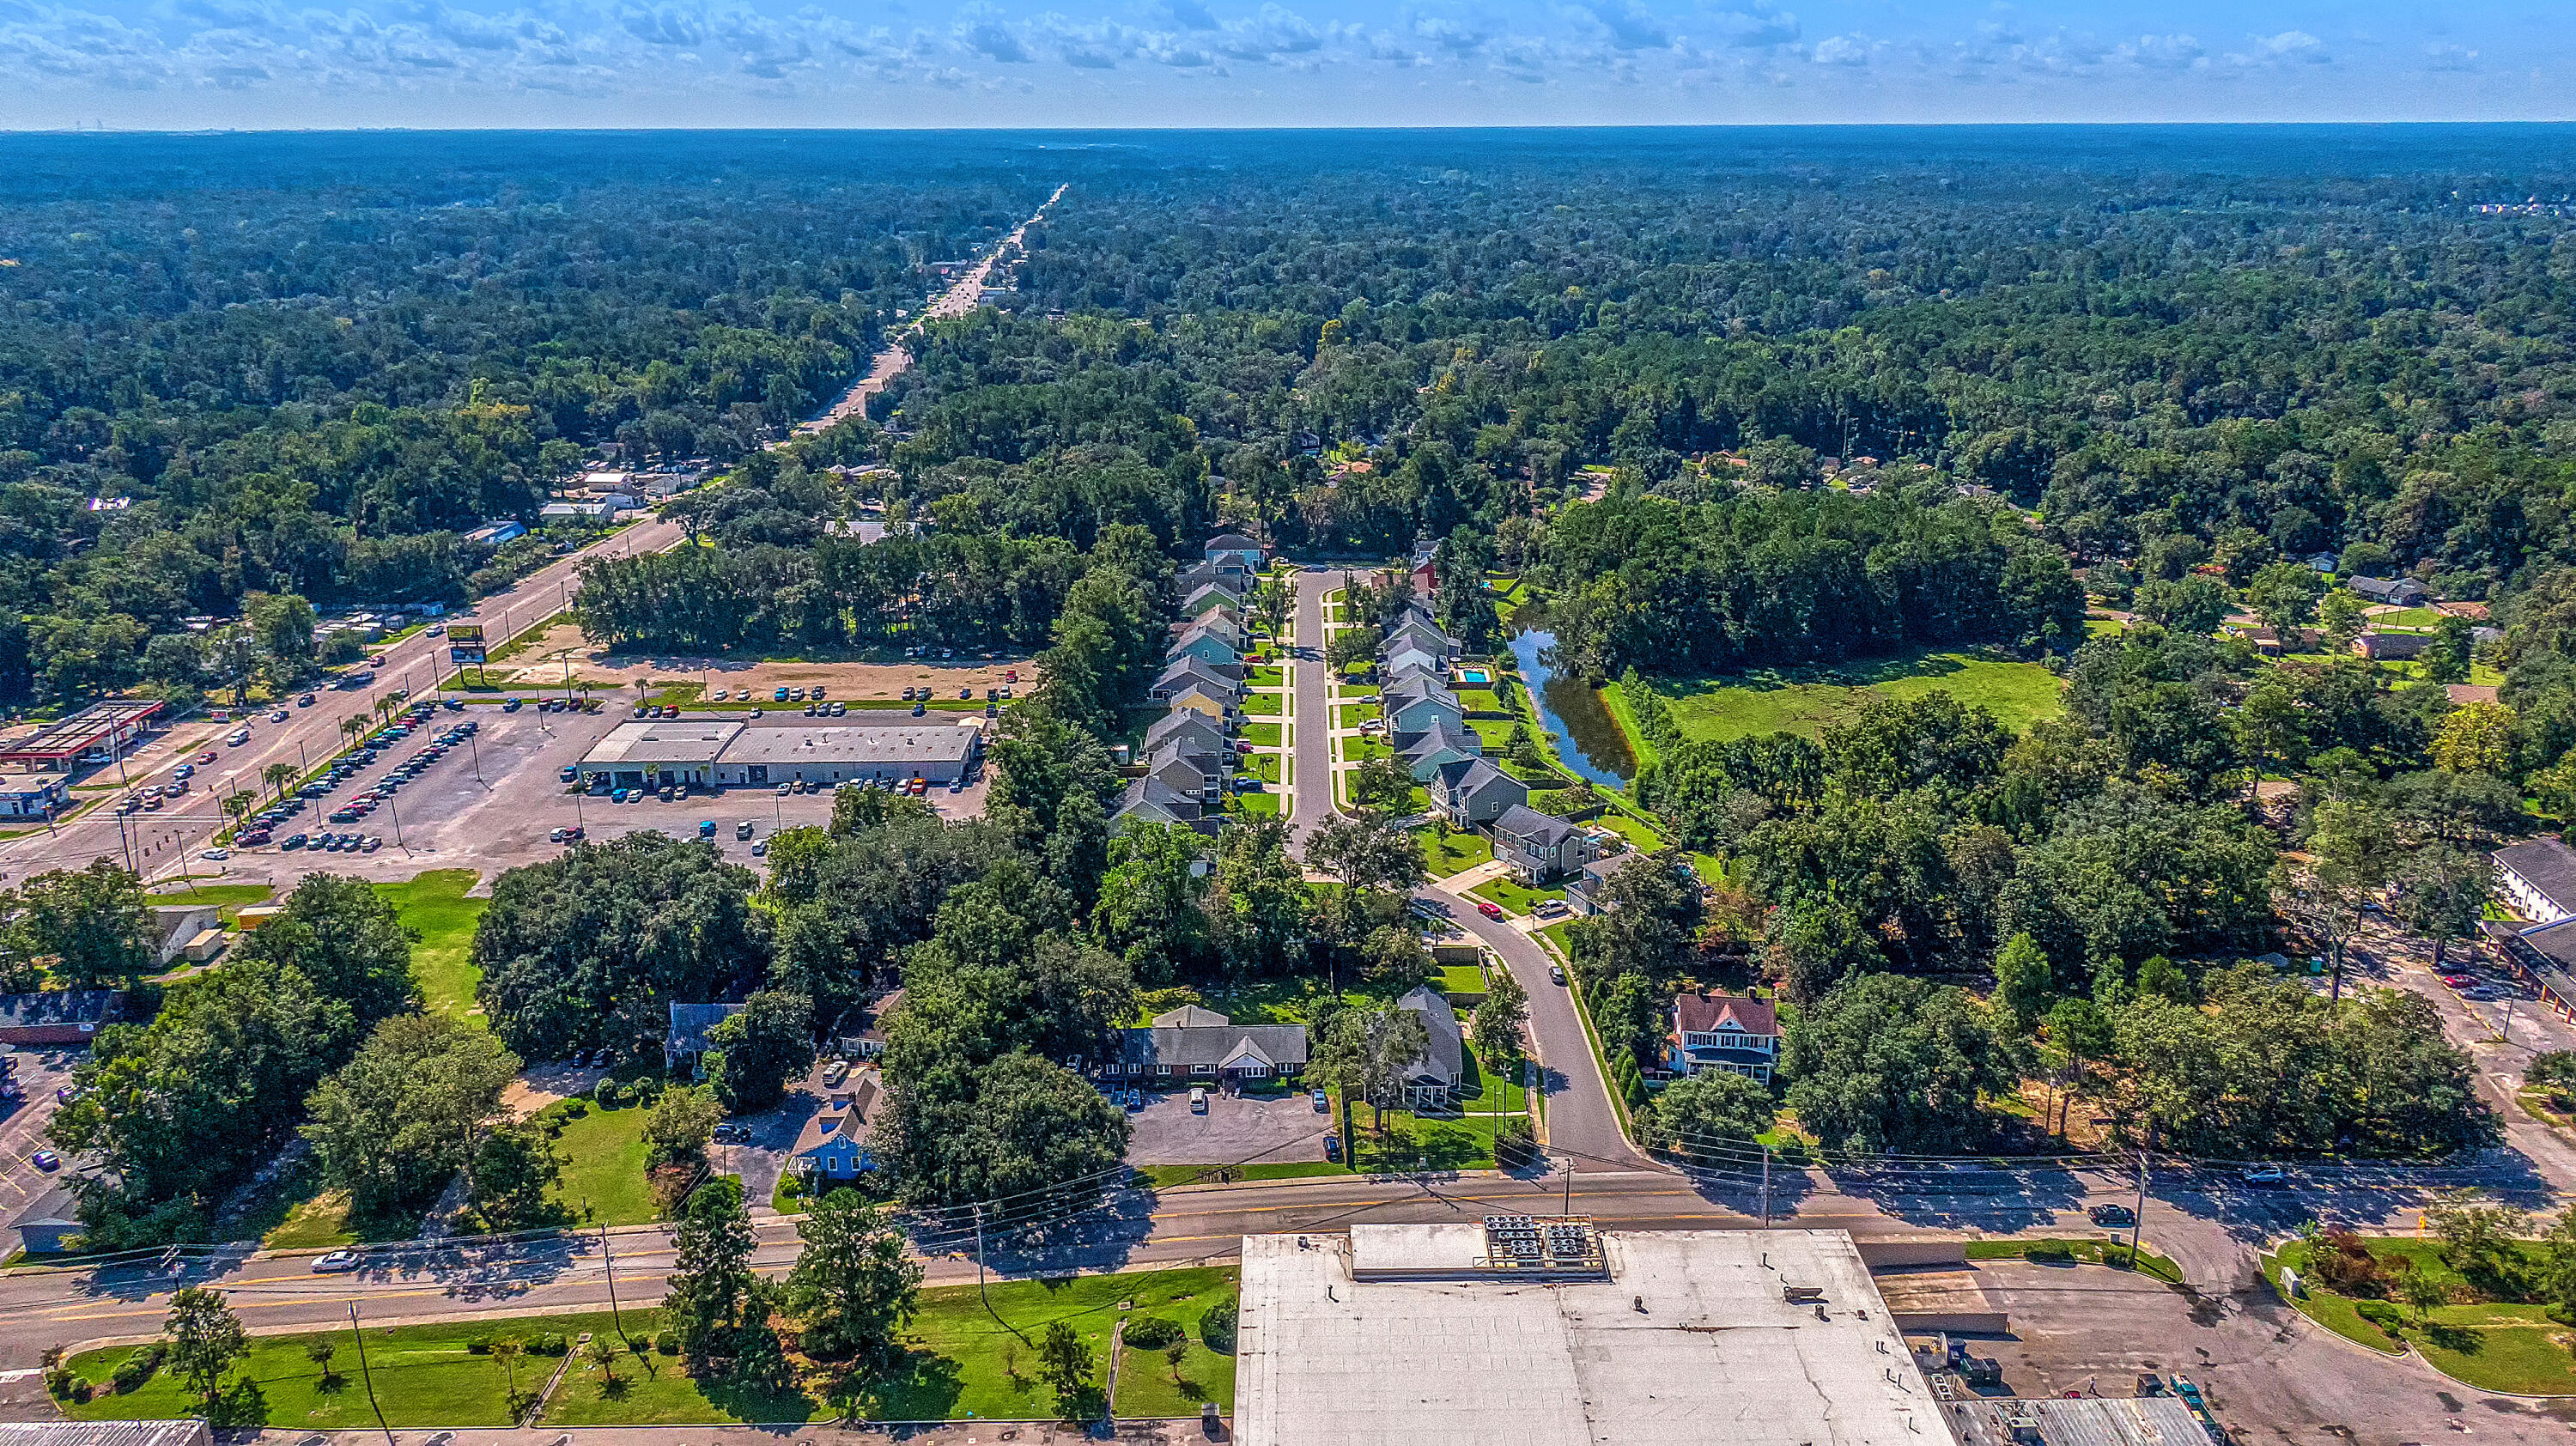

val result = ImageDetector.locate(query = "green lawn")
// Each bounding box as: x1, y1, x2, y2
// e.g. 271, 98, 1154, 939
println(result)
66, 1311, 632, 1429
1133, 1162, 1348, 1188
851, 1267, 1233, 1422
1249, 752, 1282, 784
1643, 648, 2068, 742
1248, 666, 1286, 688
1589, 811, 1668, 853
1470, 875, 1564, 917
1418, 828, 1493, 878
541, 1309, 823, 1425
538, 1093, 659, 1226
1334, 702, 1379, 728
1115, 1319, 1238, 1419
1242, 722, 1283, 748
262, 1186, 425, 1251
144, 882, 276, 914
1965, 1238, 2182, 1285
1457, 690, 1505, 714
1241, 692, 1282, 716
2263, 1236, 2576, 1394
1436, 963, 1488, 997
374, 870, 488, 1024
1227, 791, 1280, 817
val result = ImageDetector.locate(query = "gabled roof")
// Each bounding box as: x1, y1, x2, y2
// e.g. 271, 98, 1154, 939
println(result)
1206, 532, 1262, 552
1382, 682, 1462, 717
1440, 758, 1522, 801
666, 1002, 744, 1054
1159, 656, 1242, 693
1171, 620, 1244, 654
792, 1077, 879, 1159
1115, 1021, 1310, 1072
1494, 804, 1578, 848
1395, 984, 1464, 1084
1116, 776, 1203, 824
1673, 992, 1779, 1039
1153, 1005, 1231, 1028
1401, 721, 1482, 761
2497, 838, 2576, 917
1147, 711, 1230, 755
1165, 679, 1236, 711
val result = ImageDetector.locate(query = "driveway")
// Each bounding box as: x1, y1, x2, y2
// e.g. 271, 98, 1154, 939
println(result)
1125, 1087, 1336, 1168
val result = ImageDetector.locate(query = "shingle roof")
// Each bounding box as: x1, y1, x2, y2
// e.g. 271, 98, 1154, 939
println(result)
791, 1077, 878, 1159
2498, 839, 2576, 918
1115, 1022, 1309, 1072
1147, 711, 1230, 754
1206, 533, 1261, 551
1396, 985, 1464, 1084
1673, 992, 1779, 1039
1118, 776, 1204, 822
1495, 804, 1577, 848
1402, 721, 1481, 761
666, 1002, 744, 1055
1153, 1005, 1231, 1028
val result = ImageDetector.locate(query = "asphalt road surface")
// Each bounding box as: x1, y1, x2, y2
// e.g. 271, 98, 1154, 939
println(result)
0, 518, 682, 884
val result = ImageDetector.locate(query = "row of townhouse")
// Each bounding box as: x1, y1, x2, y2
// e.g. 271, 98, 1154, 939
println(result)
1115, 535, 1272, 835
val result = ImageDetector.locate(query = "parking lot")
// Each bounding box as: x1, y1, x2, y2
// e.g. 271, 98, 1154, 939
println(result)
186, 702, 991, 889
0, 1049, 82, 1229
1123, 1085, 1338, 1168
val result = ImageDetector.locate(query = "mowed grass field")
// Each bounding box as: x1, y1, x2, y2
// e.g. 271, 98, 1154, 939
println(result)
1642, 648, 2066, 742
375, 870, 487, 1024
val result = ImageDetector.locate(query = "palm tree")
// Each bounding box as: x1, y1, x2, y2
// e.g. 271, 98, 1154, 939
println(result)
490, 1337, 525, 1403
263, 762, 298, 801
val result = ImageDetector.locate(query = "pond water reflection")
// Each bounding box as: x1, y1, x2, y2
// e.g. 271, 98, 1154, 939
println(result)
1504, 605, 1634, 788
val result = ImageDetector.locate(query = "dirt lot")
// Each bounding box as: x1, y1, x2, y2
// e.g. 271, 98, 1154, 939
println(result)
483, 622, 1036, 700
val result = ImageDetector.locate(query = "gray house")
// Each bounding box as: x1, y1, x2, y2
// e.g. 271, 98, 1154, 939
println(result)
2349, 575, 2428, 605
1147, 709, 1234, 756
665, 1001, 745, 1074
1170, 654, 1247, 701
1108, 1006, 1308, 1085
1381, 681, 1465, 746
1145, 742, 1230, 805
1401, 720, 1484, 781
1493, 804, 1598, 885
1115, 775, 1215, 834
1394, 985, 1467, 1109
1173, 615, 1249, 653
1432, 757, 1528, 827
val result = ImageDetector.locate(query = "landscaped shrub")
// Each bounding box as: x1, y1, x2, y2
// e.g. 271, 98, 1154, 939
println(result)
594, 1079, 625, 1107
2355, 1300, 2404, 1332
107, 1343, 166, 1393
2023, 1242, 2075, 1263
653, 1329, 679, 1356
776, 1175, 805, 1200
529, 1333, 568, 1356
465, 1334, 494, 1354
44, 1366, 75, 1400
2305, 1229, 2387, 1296
1125, 1316, 1184, 1351
1200, 1299, 1238, 1354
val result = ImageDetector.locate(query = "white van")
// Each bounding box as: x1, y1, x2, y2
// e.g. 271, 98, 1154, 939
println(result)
1189, 1085, 1209, 1114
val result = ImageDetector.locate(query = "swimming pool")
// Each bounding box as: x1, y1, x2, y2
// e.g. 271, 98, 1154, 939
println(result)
1455, 666, 1492, 685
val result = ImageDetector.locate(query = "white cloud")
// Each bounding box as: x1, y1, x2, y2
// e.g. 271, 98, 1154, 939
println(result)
1810, 33, 1864, 66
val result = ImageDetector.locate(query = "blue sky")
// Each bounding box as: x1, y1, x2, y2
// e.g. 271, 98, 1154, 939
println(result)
0, 0, 2567, 129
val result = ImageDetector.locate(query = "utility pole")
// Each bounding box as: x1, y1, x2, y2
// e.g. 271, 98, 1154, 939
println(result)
598, 1221, 629, 1345
1760, 1144, 1772, 1228
348, 1303, 394, 1446
2129, 1151, 2149, 1265
973, 1203, 990, 1311
1562, 1157, 1574, 1216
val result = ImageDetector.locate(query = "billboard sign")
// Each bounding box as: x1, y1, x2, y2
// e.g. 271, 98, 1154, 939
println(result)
447, 623, 488, 665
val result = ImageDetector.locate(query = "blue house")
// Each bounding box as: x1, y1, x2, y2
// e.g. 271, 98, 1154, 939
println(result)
1205, 532, 1267, 571
791, 1075, 880, 1183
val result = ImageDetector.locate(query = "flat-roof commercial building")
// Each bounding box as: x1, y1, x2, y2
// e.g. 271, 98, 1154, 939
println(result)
576, 714, 984, 791
1236, 1224, 1942, 1446
713, 719, 980, 787
577, 719, 744, 789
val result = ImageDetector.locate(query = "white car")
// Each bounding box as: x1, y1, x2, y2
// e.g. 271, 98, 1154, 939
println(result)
312, 1249, 363, 1273
199, 848, 229, 861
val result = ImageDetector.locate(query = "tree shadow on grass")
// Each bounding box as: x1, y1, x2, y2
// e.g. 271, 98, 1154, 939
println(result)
2419, 1321, 2483, 1356
847, 1347, 963, 1424
205, 1377, 269, 1428
700, 1374, 821, 1425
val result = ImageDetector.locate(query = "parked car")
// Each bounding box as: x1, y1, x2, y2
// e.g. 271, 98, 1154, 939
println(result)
2240, 1164, 2287, 1188
1476, 900, 1505, 920
750, 839, 769, 857
1323, 1135, 1342, 1163
1549, 964, 1567, 986
737, 821, 755, 839
30, 1150, 58, 1171
1311, 1088, 1329, 1112
2087, 1204, 2136, 1227
1189, 1085, 1208, 1114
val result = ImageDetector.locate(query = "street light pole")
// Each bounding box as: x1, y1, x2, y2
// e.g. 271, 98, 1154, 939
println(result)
348, 1302, 395, 1446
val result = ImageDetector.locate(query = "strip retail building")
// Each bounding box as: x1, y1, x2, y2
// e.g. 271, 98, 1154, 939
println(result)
578, 714, 984, 791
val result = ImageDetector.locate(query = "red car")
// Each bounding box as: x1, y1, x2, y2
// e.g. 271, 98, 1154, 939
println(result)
1476, 901, 1505, 920
196, 750, 218, 764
